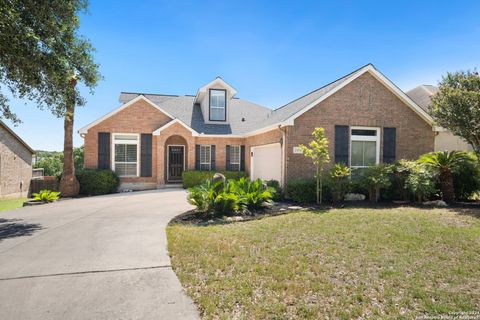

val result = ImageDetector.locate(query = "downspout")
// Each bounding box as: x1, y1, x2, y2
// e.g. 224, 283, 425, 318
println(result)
278, 125, 287, 187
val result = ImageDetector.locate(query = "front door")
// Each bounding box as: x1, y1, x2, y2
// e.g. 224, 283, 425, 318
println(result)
168, 146, 184, 182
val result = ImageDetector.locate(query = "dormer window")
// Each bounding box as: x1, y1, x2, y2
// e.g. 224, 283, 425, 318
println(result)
209, 89, 226, 121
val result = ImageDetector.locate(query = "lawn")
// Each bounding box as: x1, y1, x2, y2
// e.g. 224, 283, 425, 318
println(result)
167, 207, 480, 319
0, 198, 26, 212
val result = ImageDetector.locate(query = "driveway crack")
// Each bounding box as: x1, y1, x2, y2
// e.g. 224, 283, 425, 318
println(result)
0, 265, 172, 281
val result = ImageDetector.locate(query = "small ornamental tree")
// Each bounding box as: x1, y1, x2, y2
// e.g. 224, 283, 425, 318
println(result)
430, 70, 480, 159
299, 127, 330, 204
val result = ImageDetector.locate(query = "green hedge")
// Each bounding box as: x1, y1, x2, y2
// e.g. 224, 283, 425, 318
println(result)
286, 178, 334, 203
77, 169, 120, 196
182, 170, 247, 188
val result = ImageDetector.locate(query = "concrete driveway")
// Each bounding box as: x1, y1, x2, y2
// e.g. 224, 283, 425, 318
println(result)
0, 189, 199, 320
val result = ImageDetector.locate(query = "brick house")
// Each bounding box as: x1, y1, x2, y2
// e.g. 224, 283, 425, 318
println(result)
0, 120, 34, 198
79, 64, 436, 190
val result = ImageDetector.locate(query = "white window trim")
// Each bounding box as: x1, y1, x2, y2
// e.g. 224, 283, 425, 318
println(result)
200, 145, 212, 171
167, 145, 185, 182
209, 89, 226, 121
230, 145, 241, 171
111, 133, 140, 177
349, 126, 380, 169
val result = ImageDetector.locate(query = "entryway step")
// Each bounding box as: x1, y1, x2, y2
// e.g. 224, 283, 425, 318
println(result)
161, 184, 183, 189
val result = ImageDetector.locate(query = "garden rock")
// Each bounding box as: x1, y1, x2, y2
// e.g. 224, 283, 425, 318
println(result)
344, 193, 366, 201
423, 200, 448, 207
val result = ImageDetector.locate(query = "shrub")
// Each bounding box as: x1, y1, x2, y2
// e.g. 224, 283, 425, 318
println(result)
329, 164, 350, 202
32, 189, 60, 203
286, 178, 335, 204
360, 164, 393, 202
266, 179, 283, 201
187, 177, 274, 216
286, 179, 316, 203
77, 169, 120, 195
418, 151, 472, 202
404, 164, 437, 202
230, 177, 274, 210
182, 170, 247, 188
452, 152, 480, 200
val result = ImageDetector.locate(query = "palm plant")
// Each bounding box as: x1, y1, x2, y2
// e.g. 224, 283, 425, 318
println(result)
418, 151, 471, 202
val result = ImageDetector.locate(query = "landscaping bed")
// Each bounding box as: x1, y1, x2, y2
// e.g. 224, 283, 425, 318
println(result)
167, 207, 480, 319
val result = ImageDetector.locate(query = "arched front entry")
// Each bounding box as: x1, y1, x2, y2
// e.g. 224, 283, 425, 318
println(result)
164, 135, 188, 183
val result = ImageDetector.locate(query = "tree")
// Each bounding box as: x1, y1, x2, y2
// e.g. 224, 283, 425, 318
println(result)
418, 151, 471, 203
299, 127, 330, 204
430, 70, 480, 158
33, 146, 84, 177
0, 1, 100, 196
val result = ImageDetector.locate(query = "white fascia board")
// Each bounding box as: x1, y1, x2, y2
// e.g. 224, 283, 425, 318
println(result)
152, 119, 199, 136
194, 77, 238, 103
78, 95, 174, 135
283, 65, 434, 126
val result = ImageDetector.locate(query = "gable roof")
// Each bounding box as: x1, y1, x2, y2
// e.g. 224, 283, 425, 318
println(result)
78, 95, 175, 134
0, 120, 35, 154
79, 64, 435, 138
406, 85, 439, 113
264, 64, 434, 126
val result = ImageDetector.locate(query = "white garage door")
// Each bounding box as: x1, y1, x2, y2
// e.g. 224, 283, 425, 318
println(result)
251, 143, 282, 183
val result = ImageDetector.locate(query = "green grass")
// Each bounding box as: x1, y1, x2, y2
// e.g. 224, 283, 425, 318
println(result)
0, 198, 26, 212
167, 207, 480, 319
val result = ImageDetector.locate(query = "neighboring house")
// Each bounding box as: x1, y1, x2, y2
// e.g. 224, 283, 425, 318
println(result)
79, 64, 436, 190
406, 85, 473, 152
0, 120, 34, 198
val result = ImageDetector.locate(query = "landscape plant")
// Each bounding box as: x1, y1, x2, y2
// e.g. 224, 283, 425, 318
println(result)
418, 151, 471, 202
230, 177, 275, 210
299, 127, 330, 204
404, 164, 436, 202
452, 152, 480, 200
361, 163, 393, 202
32, 190, 61, 203
329, 163, 350, 202
76, 169, 119, 195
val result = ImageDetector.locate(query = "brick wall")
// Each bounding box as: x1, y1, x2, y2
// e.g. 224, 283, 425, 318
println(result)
285, 72, 435, 181
84, 99, 172, 188
0, 125, 32, 198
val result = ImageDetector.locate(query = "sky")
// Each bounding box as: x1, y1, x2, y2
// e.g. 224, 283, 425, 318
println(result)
4, 0, 480, 151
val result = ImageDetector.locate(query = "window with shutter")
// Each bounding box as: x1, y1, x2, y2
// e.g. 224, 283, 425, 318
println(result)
350, 127, 380, 169
200, 145, 211, 170
113, 134, 139, 177
229, 145, 241, 171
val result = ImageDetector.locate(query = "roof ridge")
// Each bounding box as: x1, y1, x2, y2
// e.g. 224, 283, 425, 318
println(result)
272, 63, 374, 112
120, 91, 180, 97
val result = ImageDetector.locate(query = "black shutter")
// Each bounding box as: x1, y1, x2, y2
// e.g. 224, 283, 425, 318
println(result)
211, 145, 216, 171
240, 145, 246, 171
98, 132, 110, 170
195, 145, 200, 170
140, 134, 152, 177
334, 125, 349, 164
226, 145, 231, 171
383, 127, 396, 163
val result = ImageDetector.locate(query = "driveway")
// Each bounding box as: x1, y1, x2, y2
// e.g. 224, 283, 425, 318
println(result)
0, 189, 199, 320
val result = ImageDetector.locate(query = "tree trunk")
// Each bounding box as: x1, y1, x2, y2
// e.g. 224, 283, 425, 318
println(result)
59, 80, 80, 197
439, 170, 455, 203
316, 165, 320, 205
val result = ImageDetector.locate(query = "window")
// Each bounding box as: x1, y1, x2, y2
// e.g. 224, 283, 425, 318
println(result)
113, 134, 139, 177
209, 89, 226, 121
350, 127, 379, 169
230, 145, 241, 171
200, 145, 211, 170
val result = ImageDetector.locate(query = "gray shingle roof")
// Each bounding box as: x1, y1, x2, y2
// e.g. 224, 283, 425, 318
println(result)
406, 85, 439, 113
117, 64, 377, 135
119, 92, 273, 135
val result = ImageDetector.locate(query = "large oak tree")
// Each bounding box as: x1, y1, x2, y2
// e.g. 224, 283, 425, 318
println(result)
0, 0, 100, 196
